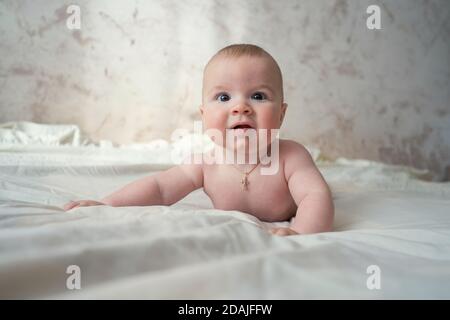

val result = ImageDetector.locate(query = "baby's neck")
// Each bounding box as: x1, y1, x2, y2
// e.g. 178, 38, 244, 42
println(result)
210, 143, 275, 165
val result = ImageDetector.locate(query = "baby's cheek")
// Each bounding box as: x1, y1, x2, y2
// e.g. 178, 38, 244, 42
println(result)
256, 109, 282, 145
202, 112, 227, 145
204, 111, 227, 130
258, 108, 282, 129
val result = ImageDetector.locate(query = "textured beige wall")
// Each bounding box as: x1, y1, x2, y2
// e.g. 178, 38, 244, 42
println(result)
0, 0, 449, 179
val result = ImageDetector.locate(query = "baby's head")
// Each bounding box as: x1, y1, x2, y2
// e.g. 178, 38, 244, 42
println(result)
200, 44, 287, 152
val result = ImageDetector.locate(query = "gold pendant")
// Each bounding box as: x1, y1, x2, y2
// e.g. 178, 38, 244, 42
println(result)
241, 173, 249, 191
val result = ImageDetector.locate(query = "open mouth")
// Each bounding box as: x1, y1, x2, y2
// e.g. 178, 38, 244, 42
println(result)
231, 124, 254, 130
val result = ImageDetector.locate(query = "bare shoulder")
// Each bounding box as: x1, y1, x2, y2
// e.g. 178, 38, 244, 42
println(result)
179, 153, 204, 188
279, 139, 317, 179
279, 139, 311, 156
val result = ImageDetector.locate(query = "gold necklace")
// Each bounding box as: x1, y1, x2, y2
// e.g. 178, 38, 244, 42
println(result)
232, 163, 260, 191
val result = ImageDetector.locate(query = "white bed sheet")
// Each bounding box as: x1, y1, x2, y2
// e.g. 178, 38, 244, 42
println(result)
0, 122, 449, 299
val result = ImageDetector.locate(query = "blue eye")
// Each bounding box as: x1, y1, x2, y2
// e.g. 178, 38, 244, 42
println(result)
217, 93, 230, 102
251, 92, 266, 100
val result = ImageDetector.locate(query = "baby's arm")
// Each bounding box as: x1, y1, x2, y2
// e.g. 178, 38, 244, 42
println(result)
102, 163, 203, 206
272, 142, 334, 235
63, 163, 203, 210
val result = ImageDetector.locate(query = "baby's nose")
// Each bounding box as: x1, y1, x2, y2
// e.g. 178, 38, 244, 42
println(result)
231, 103, 253, 115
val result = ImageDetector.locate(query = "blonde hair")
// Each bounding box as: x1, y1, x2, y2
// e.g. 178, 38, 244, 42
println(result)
215, 43, 274, 58
203, 44, 284, 99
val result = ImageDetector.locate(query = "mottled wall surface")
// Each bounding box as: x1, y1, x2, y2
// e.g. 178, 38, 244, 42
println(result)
0, 0, 449, 179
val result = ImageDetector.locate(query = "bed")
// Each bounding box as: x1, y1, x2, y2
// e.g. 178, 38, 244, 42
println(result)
0, 122, 449, 299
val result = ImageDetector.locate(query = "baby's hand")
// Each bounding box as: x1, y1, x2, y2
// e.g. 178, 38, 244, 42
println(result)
63, 200, 105, 211
269, 227, 299, 236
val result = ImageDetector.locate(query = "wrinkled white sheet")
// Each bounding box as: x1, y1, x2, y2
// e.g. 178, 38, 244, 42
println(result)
0, 122, 449, 299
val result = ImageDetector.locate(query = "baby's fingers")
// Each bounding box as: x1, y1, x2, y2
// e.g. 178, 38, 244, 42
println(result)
63, 200, 104, 211
63, 201, 81, 211
269, 227, 299, 236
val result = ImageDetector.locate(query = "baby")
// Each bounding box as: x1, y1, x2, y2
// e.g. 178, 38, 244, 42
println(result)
63, 44, 334, 236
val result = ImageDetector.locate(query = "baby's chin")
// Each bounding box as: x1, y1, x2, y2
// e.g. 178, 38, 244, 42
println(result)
218, 135, 271, 155
205, 127, 279, 151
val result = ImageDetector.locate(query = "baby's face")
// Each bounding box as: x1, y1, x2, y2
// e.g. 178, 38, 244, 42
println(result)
200, 55, 287, 151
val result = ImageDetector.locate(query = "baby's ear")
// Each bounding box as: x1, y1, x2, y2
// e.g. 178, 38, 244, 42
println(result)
280, 103, 288, 124
199, 105, 204, 115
